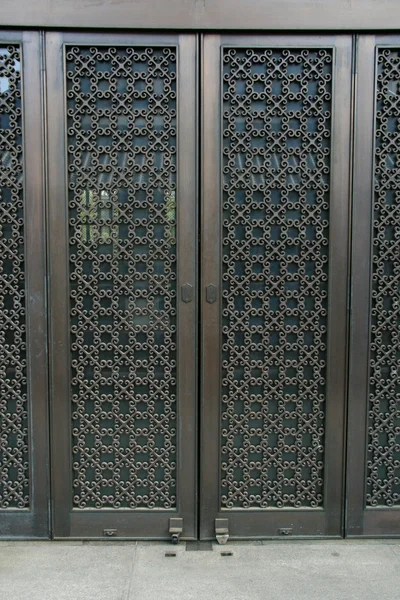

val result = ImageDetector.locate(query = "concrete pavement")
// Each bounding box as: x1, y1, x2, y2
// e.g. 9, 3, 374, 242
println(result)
1, 539, 400, 600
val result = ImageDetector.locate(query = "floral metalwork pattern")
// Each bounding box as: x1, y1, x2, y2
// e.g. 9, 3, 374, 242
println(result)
367, 48, 400, 507
221, 48, 332, 508
0, 45, 28, 509
66, 46, 178, 509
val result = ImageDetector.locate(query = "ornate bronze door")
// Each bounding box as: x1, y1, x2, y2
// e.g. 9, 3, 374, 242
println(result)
201, 34, 353, 539
0, 31, 48, 538
11, 29, 399, 542
46, 33, 198, 539
347, 35, 400, 537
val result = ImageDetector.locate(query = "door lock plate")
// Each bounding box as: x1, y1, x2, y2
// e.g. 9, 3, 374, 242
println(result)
215, 518, 229, 545
169, 517, 183, 544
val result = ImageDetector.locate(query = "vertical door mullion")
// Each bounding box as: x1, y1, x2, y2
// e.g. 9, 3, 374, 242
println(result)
346, 35, 376, 537
200, 34, 222, 539
23, 30, 50, 538
323, 35, 353, 535
175, 34, 198, 534
46, 32, 71, 538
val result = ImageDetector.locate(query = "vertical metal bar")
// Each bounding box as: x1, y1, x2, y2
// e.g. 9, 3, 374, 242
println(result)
176, 33, 198, 539
200, 34, 222, 540
45, 32, 71, 538
39, 27, 53, 539
21, 30, 49, 537
197, 32, 203, 541
323, 34, 353, 536
342, 33, 358, 538
346, 35, 376, 537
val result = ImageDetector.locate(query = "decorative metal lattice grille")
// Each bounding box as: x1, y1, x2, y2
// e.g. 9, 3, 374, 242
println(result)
221, 48, 332, 509
0, 45, 29, 510
367, 48, 400, 507
66, 46, 178, 509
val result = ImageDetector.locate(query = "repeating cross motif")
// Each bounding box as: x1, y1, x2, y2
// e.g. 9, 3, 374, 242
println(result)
0, 45, 28, 509
66, 46, 178, 509
221, 48, 332, 508
367, 48, 400, 507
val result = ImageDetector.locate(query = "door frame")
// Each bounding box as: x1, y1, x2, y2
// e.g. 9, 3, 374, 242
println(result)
200, 33, 353, 539
46, 31, 198, 539
3, 0, 400, 31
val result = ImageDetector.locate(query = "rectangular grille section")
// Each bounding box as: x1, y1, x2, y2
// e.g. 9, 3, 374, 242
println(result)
367, 48, 400, 507
0, 45, 28, 509
221, 48, 332, 508
66, 46, 178, 509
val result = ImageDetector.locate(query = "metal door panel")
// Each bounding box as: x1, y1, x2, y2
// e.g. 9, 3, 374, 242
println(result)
0, 31, 49, 538
201, 34, 352, 539
46, 32, 198, 539
347, 35, 400, 537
